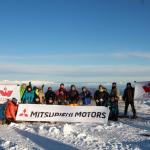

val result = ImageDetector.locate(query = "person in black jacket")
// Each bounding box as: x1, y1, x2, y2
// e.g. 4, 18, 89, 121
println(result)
123, 82, 136, 119
94, 85, 109, 106
67, 85, 79, 105
45, 87, 56, 105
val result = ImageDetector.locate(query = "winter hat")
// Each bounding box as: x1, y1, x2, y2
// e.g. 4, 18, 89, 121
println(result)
60, 83, 65, 89
82, 86, 87, 91
127, 82, 131, 87
99, 85, 104, 92
71, 85, 76, 90
60, 83, 64, 86
12, 98, 18, 104
48, 87, 52, 90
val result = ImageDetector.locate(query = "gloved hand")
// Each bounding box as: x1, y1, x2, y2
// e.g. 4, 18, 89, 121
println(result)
100, 99, 103, 102
96, 99, 99, 103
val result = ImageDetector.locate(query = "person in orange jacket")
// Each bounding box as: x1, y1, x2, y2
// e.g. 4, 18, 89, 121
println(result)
5, 98, 18, 124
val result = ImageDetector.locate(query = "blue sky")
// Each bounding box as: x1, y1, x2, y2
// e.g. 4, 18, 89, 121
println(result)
0, 0, 150, 82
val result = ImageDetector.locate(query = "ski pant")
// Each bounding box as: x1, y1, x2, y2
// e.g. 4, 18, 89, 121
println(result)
109, 102, 119, 121
5, 118, 15, 125
124, 101, 136, 117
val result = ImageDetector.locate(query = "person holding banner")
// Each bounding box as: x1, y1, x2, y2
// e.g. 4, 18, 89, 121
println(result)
56, 83, 67, 96
22, 86, 35, 104
38, 89, 45, 104
94, 85, 109, 107
45, 87, 56, 105
123, 82, 137, 119
56, 88, 68, 105
56, 83, 68, 105
20, 83, 27, 102
67, 85, 79, 105
80, 87, 92, 105
5, 98, 18, 124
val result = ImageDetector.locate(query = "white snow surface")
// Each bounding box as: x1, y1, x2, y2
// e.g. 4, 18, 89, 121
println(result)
0, 101, 150, 150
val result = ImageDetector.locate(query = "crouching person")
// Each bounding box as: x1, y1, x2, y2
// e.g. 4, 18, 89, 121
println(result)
67, 85, 79, 106
94, 85, 109, 107
45, 87, 56, 105
80, 87, 92, 105
22, 86, 35, 104
55, 83, 68, 105
5, 98, 18, 124
56, 88, 68, 105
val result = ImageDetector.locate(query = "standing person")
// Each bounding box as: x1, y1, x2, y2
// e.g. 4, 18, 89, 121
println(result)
22, 86, 35, 104
67, 85, 79, 105
94, 85, 109, 106
110, 82, 120, 100
38, 89, 45, 104
5, 98, 18, 124
33, 87, 40, 104
45, 87, 56, 105
80, 87, 92, 105
123, 82, 137, 119
20, 83, 27, 102
109, 82, 120, 121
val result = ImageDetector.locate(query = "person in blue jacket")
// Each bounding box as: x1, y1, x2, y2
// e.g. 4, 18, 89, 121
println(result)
80, 87, 92, 105
22, 86, 35, 104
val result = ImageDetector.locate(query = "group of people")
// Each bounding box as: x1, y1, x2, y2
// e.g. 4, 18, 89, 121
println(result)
20, 82, 92, 106
94, 82, 136, 121
4, 82, 137, 124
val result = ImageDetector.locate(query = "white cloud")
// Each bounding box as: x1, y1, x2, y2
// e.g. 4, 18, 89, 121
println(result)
113, 51, 150, 59
0, 51, 150, 61
0, 63, 150, 82
0, 63, 150, 75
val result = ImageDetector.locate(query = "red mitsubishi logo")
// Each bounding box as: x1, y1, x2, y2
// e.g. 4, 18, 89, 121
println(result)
143, 83, 150, 93
19, 109, 28, 117
0, 88, 13, 97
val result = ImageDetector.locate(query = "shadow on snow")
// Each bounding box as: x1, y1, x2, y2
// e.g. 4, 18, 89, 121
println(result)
15, 128, 78, 150
122, 139, 150, 150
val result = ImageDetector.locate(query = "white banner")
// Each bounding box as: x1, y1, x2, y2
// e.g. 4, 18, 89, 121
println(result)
134, 81, 150, 102
16, 104, 110, 124
0, 84, 20, 104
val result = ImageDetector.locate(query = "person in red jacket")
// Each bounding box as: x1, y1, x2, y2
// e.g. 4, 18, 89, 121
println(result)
5, 98, 18, 124
55, 83, 68, 105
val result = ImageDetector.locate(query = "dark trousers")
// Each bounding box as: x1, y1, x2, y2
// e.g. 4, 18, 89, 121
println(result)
124, 101, 136, 116
109, 102, 119, 121
5, 118, 14, 125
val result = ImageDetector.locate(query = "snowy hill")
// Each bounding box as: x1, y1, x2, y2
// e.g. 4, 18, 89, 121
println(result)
0, 81, 149, 150
0, 101, 150, 150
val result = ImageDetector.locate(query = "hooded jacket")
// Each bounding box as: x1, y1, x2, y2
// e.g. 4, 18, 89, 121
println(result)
110, 87, 120, 102
123, 87, 134, 102
45, 90, 56, 104
22, 90, 35, 104
20, 84, 26, 101
94, 90, 109, 106
56, 88, 67, 105
80, 90, 92, 105
67, 90, 79, 104
5, 100, 18, 121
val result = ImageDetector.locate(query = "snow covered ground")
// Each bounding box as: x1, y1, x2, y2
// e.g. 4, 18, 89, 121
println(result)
0, 101, 150, 150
